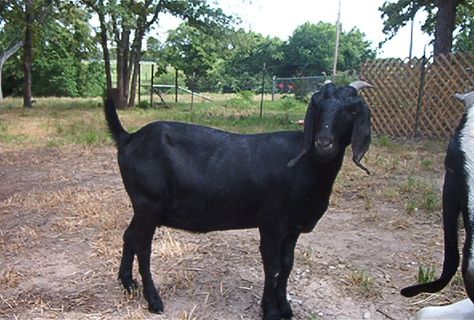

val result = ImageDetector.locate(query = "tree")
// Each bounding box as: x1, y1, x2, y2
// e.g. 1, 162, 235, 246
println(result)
160, 26, 285, 92
23, 0, 33, 108
221, 30, 285, 92
453, 3, 474, 52
338, 28, 376, 71
2, 1, 104, 98
81, 0, 232, 108
162, 23, 227, 90
31, 3, 103, 97
379, 0, 473, 56
0, 0, 53, 106
283, 22, 375, 77
0, 2, 24, 100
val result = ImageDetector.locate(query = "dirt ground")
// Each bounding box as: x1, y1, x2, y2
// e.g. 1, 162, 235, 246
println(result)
0, 142, 466, 320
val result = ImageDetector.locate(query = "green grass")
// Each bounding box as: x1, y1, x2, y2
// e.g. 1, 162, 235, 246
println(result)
401, 175, 441, 214
418, 265, 437, 284
0, 96, 307, 148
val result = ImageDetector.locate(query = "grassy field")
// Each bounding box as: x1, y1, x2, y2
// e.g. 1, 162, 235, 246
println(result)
0, 94, 306, 149
0, 95, 465, 319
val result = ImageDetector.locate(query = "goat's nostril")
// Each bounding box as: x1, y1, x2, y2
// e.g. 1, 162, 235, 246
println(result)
316, 138, 334, 149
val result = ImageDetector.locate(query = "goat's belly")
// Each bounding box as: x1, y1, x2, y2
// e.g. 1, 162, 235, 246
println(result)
159, 207, 258, 233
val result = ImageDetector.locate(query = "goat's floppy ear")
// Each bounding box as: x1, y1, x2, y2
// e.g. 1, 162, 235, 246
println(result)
351, 101, 371, 175
287, 88, 325, 167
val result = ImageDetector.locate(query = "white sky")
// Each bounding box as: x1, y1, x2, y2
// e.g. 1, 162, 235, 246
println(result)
153, 0, 434, 59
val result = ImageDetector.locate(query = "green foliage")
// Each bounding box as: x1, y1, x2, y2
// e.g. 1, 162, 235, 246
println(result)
282, 22, 375, 77
2, 0, 378, 99
280, 96, 299, 122
379, 0, 474, 53
77, 61, 106, 97
136, 100, 150, 109
453, 3, 474, 53
163, 23, 225, 88
418, 265, 436, 284
153, 66, 186, 89
2, 2, 101, 98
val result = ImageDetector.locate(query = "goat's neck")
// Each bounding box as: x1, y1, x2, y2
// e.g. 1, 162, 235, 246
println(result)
309, 149, 345, 194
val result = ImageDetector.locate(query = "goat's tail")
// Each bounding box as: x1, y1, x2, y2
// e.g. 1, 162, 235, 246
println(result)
401, 171, 460, 297
104, 97, 129, 147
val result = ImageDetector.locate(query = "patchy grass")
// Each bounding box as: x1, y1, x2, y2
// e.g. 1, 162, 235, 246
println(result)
344, 269, 377, 299
0, 96, 306, 149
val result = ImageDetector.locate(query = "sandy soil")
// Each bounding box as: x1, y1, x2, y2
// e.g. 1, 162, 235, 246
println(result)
0, 144, 466, 319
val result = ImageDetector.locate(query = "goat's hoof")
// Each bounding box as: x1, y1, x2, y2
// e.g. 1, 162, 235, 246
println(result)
148, 299, 164, 314
279, 301, 293, 319
120, 278, 139, 293
263, 309, 281, 320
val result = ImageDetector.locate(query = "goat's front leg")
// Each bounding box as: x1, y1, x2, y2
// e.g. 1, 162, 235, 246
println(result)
259, 227, 284, 320
276, 231, 299, 319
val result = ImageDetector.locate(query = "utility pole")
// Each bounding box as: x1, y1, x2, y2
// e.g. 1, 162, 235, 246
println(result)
332, 0, 341, 77
408, 15, 414, 60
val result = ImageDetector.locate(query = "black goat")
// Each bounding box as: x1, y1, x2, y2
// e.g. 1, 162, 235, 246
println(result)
401, 91, 474, 306
104, 82, 373, 320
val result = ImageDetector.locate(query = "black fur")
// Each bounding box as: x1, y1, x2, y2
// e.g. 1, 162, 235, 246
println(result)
104, 83, 372, 320
401, 115, 474, 302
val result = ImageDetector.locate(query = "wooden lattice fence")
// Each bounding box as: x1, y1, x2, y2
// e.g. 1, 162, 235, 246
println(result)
360, 52, 474, 139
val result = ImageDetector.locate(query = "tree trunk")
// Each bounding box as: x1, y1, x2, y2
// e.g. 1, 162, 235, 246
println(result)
433, 0, 459, 56
127, 25, 146, 109
23, 0, 33, 109
127, 55, 140, 109
0, 41, 23, 100
98, 12, 112, 93
115, 28, 130, 109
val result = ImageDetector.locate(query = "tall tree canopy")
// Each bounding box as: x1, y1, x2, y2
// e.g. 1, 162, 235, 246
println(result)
1, 1, 103, 98
160, 24, 285, 92
81, 0, 233, 108
379, 0, 474, 56
0, 2, 24, 100
282, 22, 375, 77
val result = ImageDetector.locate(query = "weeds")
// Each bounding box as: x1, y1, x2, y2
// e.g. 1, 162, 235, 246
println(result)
345, 269, 376, 298
401, 175, 441, 215
418, 265, 437, 284
420, 159, 433, 170
376, 134, 392, 148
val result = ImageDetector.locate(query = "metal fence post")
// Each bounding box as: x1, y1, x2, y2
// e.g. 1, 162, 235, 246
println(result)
413, 54, 427, 138
138, 62, 141, 104
271, 76, 276, 102
175, 68, 178, 103
260, 62, 266, 118
150, 64, 154, 108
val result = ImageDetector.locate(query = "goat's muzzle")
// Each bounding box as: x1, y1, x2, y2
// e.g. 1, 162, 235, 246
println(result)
314, 136, 337, 160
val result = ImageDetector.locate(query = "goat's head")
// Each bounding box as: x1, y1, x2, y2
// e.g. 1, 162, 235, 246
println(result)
455, 91, 474, 111
288, 81, 373, 174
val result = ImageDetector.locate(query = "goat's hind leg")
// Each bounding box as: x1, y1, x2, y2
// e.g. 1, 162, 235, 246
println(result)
119, 215, 163, 313
118, 221, 138, 292
135, 220, 163, 313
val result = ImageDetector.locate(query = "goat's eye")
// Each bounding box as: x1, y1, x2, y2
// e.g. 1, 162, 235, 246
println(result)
346, 109, 357, 117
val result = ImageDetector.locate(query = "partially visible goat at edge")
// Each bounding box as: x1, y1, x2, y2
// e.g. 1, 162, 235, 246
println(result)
401, 91, 474, 319
104, 81, 373, 320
